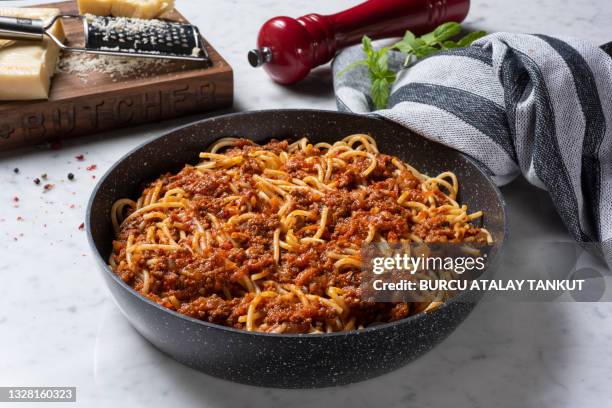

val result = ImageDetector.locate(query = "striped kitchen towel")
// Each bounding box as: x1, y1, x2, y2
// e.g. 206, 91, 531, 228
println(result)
332, 33, 612, 265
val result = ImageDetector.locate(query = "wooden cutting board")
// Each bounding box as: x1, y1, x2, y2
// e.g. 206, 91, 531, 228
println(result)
0, 1, 233, 151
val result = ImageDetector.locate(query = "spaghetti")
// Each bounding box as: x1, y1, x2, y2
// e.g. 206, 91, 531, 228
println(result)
109, 135, 491, 333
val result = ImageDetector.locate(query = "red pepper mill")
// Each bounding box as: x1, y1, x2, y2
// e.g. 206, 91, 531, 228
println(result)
248, 0, 471, 84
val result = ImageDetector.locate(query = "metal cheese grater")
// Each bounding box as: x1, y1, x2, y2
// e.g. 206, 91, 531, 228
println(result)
0, 14, 210, 64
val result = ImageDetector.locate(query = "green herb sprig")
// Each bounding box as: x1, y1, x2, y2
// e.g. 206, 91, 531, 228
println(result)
338, 22, 486, 109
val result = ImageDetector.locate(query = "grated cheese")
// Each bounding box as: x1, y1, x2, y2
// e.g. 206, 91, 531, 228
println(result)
56, 52, 171, 83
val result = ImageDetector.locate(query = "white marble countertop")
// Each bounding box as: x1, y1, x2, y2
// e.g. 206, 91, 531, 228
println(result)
1, 0, 611, 407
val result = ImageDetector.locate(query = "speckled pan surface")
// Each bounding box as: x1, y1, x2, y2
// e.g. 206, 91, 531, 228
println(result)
87, 110, 507, 388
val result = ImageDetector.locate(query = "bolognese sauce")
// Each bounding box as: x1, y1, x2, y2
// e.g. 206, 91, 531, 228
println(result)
109, 135, 491, 333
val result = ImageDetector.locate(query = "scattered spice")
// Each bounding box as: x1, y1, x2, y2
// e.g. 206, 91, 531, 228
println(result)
75, 154, 85, 161
33, 178, 40, 185
43, 183, 54, 191
67, 172, 75, 180
78, 223, 85, 230
13, 196, 19, 202
13, 168, 19, 174
41, 173, 48, 179
86, 164, 97, 171
16, 216, 24, 221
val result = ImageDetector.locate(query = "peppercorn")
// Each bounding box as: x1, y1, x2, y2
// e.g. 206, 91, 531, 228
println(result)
67, 173, 74, 180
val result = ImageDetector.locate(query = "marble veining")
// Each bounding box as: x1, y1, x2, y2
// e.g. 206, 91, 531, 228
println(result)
0, 0, 611, 406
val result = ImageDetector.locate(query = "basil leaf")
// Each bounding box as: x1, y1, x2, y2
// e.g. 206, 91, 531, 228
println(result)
394, 32, 414, 53
375, 49, 389, 74
442, 40, 460, 49
362, 36, 374, 58
433, 22, 462, 42
371, 78, 391, 110
394, 36, 425, 54
420, 32, 438, 46
456, 31, 487, 47
414, 45, 439, 59
337, 60, 368, 77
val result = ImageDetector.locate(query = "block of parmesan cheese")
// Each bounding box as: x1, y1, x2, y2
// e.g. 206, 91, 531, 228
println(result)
77, 0, 112, 16
78, 0, 174, 19
0, 8, 65, 101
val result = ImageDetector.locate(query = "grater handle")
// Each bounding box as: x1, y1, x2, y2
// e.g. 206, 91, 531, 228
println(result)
0, 16, 45, 41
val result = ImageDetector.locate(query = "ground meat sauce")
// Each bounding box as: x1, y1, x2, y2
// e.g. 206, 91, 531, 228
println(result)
110, 136, 489, 333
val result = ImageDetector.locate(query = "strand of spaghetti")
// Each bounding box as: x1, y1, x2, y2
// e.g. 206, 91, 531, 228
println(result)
314, 142, 333, 150
301, 237, 325, 244
425, 177, 457, 199
158, 221, 178, 245
142, 211, 168, 221
246, 291, 277, 331
334, 257, 361, 269
149, 181, 163, 205
344, 317, 357, 331
125, 233, 134, 269
326, 145, 352, 156
227, 212, 257, 225
285, 285, 310, 306
277, 196, 292, 217
263, 168, 288, 178
481, 228, 494, 244
129, 244, 180, 252
423, 301, 443, 313
313, 207, 328, 240
209, 137, 250, 153
343, 134, 379, 152
327, 287, 349, 314
365, 225, 376, 244
251, 270, 270, 281
273, 228, 281, 263
468, 210, 484, 220
253, 175, 289, 198
197, 156, 244, 169
435, 171, 459, 194
120, 202, 185, 227
111, 199, 137, 232
285, 210, 315, 228
314, 162, 325, 182
163, 188, 186, 201
142, 269, 151, 294
303, 176, 334, 191
338, 150, 377, 176
400, 201, 430, 213
305, 294, 344, 314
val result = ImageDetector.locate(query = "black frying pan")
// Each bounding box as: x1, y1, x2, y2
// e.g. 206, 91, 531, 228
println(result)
87, 110, 507, 388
